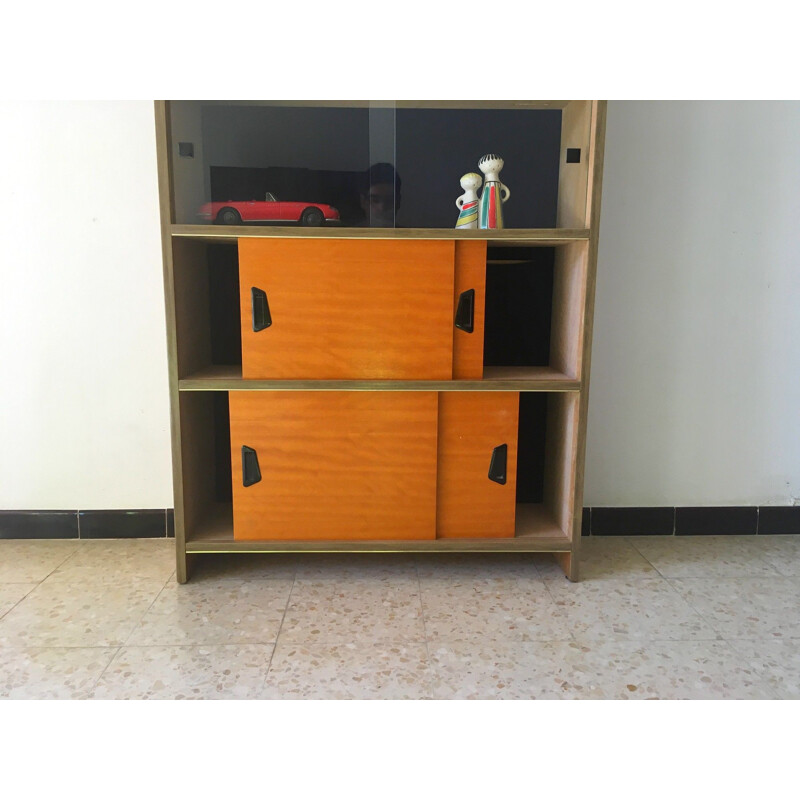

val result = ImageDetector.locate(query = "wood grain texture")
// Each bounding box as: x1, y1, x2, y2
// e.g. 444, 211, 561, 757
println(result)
583, 101, 607, 231
550, 241, 588, 379
437, 392, 519, 538
555, 551, 575, 580
230, 391, 439, 541
190, 100, 571, 110
239, 238, 455, 380
569, 100, 608, 580
543, 393, 580, 546
557, 101, 593, 229
179, 364, 581, 392
172, 225, 591, 243
452, 241, 487, 379
155, 101, 176, 227
179, 393, 218, 547
155, 101, 188, 583
188, 537, 569, 552
187, 503, 569, 551
172, 238, 212, 379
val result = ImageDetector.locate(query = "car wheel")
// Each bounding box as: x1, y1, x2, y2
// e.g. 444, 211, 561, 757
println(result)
217, 207, 242, 225
300, 207, 325, 226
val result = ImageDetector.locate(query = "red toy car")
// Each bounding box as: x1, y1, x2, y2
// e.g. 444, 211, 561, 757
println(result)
197, 192, 340, 226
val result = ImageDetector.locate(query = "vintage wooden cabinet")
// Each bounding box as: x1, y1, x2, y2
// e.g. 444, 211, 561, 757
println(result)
156, 100, 606, 581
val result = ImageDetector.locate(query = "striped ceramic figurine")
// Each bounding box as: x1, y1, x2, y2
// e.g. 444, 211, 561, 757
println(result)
455, 172, 482, 229
478, 154, 510, 229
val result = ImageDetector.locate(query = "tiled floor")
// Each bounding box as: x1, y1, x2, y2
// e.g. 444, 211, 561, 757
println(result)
1, 535, 799, 699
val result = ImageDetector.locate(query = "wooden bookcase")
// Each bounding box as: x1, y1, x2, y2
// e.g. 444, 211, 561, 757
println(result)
155, 100, 606, 582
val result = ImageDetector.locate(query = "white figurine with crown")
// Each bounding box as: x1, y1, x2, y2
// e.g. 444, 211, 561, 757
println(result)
478, 153, 510, 229
455, 172, 482, 229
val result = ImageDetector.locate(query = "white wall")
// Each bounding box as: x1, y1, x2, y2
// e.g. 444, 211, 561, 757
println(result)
0, 101, 172, 510
584, 101, 800, 506
1, 100, 798, 510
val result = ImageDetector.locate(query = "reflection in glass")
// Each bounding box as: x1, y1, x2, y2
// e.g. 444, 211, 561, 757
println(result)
358, 162, 401, 228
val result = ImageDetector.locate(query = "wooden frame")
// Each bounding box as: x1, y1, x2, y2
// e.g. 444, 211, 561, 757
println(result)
155, 100, 606, 582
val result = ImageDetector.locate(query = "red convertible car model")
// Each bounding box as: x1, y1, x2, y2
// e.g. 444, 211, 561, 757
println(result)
197, 192, 340, 226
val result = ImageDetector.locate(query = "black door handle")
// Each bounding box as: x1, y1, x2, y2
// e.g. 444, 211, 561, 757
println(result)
488, 444, 508, 485
454, 288, 475, 333
242, 446, 262, 487
251, 287, 272, 332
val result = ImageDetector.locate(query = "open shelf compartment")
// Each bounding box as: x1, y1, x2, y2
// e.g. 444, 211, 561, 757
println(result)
171, 238, 589, 388
176, 390, 579, 553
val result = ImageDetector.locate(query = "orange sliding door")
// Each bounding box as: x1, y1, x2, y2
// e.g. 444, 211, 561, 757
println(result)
436, 392, 519, 538
239, 238, 457, 380
230, 391, 439, 541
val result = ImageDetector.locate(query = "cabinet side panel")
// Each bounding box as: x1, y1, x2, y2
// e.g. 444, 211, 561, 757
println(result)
550, 241, 588, 379
556, 101, 592, 229
230, 391, 439, 540
570, 100, 608, 574
437, 392, 519, 538
179, 393, 218, 542
172, 239, 213, 379
239, 239, 455, 380
156, 101, 185, 580
452, 241, 487, 379
543, 393, 580, 539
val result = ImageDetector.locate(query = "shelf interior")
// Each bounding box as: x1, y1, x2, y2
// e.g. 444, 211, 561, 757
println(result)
177, 390, 578, 550
185, 502, 570, 552
169, 102, 569, 229
171, 239, 588, 384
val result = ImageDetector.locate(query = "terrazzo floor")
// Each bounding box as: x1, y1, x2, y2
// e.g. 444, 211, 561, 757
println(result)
1, 535, 799, 700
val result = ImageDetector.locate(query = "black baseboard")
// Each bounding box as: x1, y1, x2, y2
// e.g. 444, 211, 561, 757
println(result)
582, 506, 800, 536
0, 510, 174, 540
1, 506, 798, 540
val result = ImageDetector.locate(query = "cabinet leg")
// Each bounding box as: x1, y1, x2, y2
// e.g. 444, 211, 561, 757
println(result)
555, 551, 580, 582
175, 551, 197, 584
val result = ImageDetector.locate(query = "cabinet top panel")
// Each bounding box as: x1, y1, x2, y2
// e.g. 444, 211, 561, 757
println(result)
191, 100, 573, 110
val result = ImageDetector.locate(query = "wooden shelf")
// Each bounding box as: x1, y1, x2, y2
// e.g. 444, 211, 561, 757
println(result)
170, 225, 591, 246
178, 364, 581, 392
185, 503, 570, 553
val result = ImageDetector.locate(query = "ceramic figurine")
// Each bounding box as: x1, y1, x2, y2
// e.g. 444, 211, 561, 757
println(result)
455, 172, 482, 229
478, 154, 510, 229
